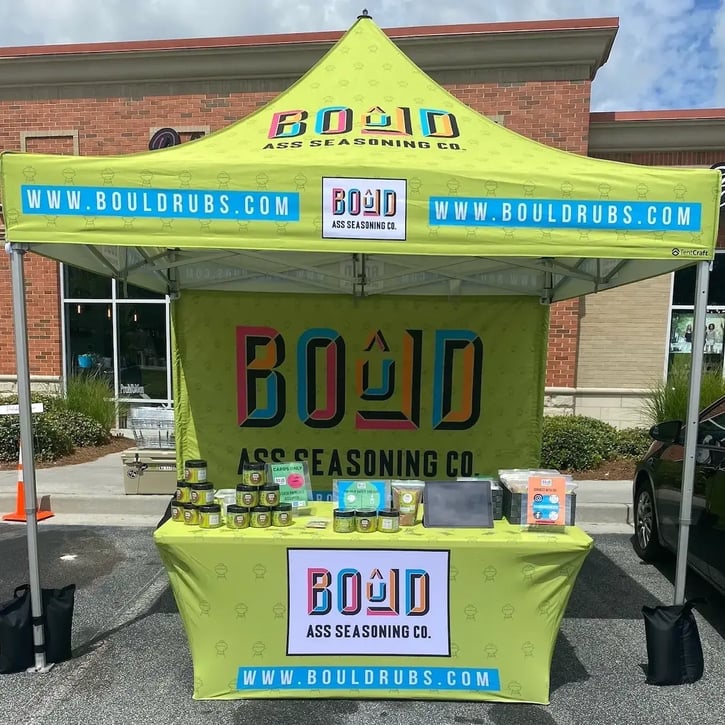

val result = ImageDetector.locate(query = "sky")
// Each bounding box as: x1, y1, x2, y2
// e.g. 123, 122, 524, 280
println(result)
0, 0, 723, 111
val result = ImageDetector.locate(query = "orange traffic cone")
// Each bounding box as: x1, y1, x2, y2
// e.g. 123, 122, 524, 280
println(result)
2, 443, 54, 522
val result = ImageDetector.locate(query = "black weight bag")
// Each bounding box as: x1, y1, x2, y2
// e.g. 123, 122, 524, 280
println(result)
42, 584, 76, 664
642, 599, 704, 686
0, 584, 76, 673
0, 586, 33, 674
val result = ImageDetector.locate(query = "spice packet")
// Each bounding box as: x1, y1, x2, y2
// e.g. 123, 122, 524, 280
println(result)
391, 481, 424, 526
306, 519, 329, 529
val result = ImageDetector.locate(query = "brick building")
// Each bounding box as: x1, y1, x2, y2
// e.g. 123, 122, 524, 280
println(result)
0, 16, 723, 426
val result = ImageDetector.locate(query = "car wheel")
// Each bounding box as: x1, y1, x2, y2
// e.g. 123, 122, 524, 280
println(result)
633, 482, 665, 562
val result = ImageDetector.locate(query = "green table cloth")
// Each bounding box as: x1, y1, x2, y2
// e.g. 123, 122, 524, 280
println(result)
154, 503, 592, 703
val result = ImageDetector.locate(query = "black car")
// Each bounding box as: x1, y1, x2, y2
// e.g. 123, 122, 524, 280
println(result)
633, 395, 725, 594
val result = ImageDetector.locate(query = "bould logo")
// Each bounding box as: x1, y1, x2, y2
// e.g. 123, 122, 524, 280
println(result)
331, 187, 397, 218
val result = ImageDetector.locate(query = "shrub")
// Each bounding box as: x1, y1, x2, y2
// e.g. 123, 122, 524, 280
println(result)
642, 359, 725, 425
614, 427, 652, 460
46, 409, 109, 448
61, 375, 118, 431
0, 413, 73, 463
541, 415, 618, 471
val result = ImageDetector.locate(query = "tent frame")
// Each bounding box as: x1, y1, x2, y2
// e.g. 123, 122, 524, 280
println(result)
4, 236, 711, 669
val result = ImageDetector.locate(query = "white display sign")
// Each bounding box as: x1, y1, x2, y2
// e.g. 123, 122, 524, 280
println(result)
286, 548, 449, 656
322, 177, 407, 241
0, 403, 44, 415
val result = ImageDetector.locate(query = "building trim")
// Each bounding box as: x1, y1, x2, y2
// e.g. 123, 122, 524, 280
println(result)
589, 110, 725, 153
0, 19, 617, 100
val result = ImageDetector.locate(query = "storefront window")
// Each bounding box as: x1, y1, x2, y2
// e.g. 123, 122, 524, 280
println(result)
672, 254, 725, 306
668, 253, 725, 377
669, 309, 725, 373
65, 302, 115, 383
63, 265, 112, 299
117, 304, 168, 400
61, 264, 172, 421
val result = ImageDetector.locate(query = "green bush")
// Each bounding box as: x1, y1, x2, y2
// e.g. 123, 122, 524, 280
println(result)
613, 427, 652, 459
642, 359, 725, 425
46, 409, 109, 447
541, 415, 618, 471
0, 413, 73, 463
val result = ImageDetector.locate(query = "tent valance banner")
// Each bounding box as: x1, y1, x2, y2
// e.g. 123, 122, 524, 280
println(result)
0, 17, 720, 275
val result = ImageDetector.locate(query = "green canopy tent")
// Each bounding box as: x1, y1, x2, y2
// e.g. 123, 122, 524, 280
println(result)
0, 12, 720, 672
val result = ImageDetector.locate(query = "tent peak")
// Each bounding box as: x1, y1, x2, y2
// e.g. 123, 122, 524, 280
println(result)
357, 9, 373, 20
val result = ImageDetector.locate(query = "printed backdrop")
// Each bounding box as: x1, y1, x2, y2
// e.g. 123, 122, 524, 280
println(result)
172, 291, 547, 488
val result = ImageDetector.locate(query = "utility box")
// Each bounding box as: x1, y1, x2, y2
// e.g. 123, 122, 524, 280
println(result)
122, 448, 177, 495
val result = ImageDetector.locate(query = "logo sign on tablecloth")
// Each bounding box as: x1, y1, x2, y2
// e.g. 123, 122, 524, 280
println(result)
286, 548, 450, 656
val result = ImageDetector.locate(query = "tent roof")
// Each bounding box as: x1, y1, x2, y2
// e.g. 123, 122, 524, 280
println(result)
0, 15, 720, 302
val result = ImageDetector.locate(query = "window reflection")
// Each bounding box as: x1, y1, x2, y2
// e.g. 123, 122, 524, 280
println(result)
117, 305, 167, 399
65, 303, 114, 383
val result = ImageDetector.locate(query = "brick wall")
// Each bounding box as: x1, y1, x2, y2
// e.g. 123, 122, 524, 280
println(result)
0, 77, 592, 385
0, 252, 62, 376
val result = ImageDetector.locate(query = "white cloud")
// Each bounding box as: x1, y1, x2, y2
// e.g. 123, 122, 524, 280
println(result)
0, 0, 724, 110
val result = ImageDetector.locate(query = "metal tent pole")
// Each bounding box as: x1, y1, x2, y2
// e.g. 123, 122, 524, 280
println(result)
6, 243, 52, 672
673, 259, 710, 605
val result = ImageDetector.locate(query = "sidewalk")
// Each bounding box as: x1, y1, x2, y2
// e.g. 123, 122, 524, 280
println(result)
0, 451, 633, 527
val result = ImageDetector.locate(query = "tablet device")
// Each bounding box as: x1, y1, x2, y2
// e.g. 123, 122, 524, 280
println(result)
423, 480, 494, 528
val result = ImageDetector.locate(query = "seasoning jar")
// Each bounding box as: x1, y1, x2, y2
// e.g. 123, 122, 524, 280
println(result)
272, 503, 293, 527
183, 503, 199, 526
377, 509, 400, 533
198, 504, 222, 529
170, 499, 184, 522
236, 484, 259, 508
355, 510, 377, 533
260, 483, 280, 508
250, 506, 271, 528
184, 459, 207, 484
226, 505, 250, 529
333, 509, 355, 533
242, 462, 267, 487
190, 482, 215, 506
175, 480, 191, 503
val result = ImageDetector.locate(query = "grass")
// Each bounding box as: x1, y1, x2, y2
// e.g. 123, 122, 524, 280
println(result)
62, 374, 119, 431
642, 359, 725, 425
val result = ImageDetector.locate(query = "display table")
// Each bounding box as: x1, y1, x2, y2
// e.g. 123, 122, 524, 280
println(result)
154, 503, 592, 704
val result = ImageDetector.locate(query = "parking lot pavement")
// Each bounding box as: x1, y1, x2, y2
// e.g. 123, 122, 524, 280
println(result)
0, 523, 723, 725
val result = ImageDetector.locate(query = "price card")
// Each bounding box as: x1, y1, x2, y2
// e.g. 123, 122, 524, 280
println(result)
268, 462, 311, 508
527, 475, 567, 525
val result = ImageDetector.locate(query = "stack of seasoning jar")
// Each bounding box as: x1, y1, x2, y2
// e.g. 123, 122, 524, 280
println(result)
332, 508, 400, 534
169, 460, 224, 530
228, 463, 293, 530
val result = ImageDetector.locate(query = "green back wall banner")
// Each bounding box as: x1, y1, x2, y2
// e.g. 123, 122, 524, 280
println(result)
173, 291, 547, 487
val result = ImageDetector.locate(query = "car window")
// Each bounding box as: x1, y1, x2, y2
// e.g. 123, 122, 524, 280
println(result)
699, 398, 725, 446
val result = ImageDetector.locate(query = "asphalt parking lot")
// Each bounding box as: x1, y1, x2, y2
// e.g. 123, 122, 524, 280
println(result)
0, 523, 723, 725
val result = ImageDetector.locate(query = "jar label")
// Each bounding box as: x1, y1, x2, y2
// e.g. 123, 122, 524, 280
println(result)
208, 514, 220, 526
234, 515, 247, 526
190, 491, 199, 503
242, 493, 254, 506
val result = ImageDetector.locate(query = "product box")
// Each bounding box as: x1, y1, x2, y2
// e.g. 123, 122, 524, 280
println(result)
122, 448, 177, 495
502, 488, 577, 526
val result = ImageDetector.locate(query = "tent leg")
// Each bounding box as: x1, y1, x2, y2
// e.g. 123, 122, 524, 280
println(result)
673, 259, 710, 606
6, 243, 53, 673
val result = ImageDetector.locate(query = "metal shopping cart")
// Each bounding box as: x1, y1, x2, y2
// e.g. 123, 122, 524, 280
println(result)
128, 406, 175, 449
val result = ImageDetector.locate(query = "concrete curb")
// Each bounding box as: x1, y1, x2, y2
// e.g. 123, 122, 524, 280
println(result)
0, 494, 634, 525
0, 493, 171, 517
